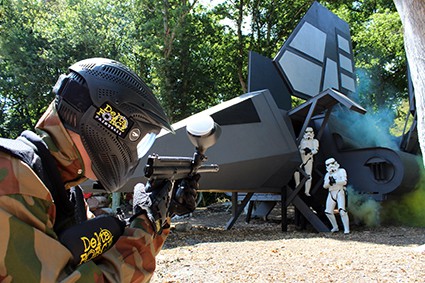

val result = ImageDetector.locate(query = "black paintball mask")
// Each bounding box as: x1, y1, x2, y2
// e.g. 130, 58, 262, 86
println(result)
54, 58, 172, 192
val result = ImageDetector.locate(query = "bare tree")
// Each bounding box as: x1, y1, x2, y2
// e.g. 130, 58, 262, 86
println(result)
393, 0, 425, 166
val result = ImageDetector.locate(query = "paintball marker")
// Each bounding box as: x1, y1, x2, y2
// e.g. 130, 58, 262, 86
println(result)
144, 115, 221, 181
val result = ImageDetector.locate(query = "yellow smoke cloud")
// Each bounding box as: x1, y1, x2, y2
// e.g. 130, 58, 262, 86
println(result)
347, 186, 381, 227
381, 168, 425, 227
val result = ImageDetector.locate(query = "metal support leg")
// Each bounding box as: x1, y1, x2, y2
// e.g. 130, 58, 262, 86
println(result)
246, 200, 254, 223
281, 186, 287, 232
225, 192, 254, 230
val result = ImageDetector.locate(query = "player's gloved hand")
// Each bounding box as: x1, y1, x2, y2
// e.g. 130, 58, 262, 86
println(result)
131, 179, 173, 234
329, 176, 336, 186
169, 174, 200, 216
304, 147, 312, 154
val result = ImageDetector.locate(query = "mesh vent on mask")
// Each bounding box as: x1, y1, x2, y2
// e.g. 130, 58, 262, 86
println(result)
84, 64, 151, 100
78, 62, 97, 72
58, 102, 79, 130
82, 122, 133, 168
69, 72, 85, 84
87, 127, 112, 151
97, 88, 118, 100
81, 120, 138, 192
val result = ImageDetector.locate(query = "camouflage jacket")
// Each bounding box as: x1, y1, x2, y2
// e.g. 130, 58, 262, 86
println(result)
0, 102, 169, 282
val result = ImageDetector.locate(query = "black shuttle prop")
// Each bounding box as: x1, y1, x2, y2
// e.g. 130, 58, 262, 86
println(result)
126, 2, 421, 231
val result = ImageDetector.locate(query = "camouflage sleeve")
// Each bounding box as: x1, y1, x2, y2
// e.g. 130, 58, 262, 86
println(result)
0, 154, 169, 283
67, 215, 170, 283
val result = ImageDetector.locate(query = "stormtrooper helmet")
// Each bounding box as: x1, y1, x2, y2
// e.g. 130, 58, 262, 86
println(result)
325, 158, 339, 173
303, 127, 314, 140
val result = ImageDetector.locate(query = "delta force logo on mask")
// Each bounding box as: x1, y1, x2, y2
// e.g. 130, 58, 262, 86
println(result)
94, 103, 133, 137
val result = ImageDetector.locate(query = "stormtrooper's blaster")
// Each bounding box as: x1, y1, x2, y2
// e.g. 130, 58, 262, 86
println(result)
144, 115, 221, 181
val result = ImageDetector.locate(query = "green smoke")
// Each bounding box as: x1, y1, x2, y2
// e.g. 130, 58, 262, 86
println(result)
347, 186, 381, 227
381, 167, 425, 227
347, 169, 425, 227
330, 104, 424, 227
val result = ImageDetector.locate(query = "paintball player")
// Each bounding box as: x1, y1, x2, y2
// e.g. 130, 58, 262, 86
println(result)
323, 157, 350, 234
0, 58, 198, 282
294, 127, 319, 196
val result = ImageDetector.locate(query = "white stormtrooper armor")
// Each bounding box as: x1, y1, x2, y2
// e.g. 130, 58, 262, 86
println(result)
294, 127, 319, 196
323, 158, 350, 234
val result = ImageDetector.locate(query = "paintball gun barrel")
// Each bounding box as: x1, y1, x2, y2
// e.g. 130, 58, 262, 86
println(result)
144, 115, 221, 181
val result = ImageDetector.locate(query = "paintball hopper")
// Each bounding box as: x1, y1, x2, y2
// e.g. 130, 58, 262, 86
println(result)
186, 115, 221, 154
143, 115, 220, 180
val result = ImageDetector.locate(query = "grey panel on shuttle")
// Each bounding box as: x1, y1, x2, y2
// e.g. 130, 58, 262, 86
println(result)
323, 59, 339, 91
337, 35, 350, 54
273, 2, 356, 99
339, 54, 354, 73
289, 22, 327, 62
247, 51, 292, 110
341, 73, 356, 92
124, 89, 301, 194
279, 51, 322, 96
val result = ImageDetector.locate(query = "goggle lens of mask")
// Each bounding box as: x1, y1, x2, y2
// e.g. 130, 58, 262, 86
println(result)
136, 132, 157, 159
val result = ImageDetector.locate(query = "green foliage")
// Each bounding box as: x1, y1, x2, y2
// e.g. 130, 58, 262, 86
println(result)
248, 0, 315, 58
148, 2, 239, 121
0, 0, 142, 137
0, 0, 411, 140
0, 0, 54, 137
390, 99, 414, 137
353, 9, 406, 110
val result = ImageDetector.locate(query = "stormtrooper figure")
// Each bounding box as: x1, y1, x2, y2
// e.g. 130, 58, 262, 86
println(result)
323, 158, 350, 234
294, 127, 319, 196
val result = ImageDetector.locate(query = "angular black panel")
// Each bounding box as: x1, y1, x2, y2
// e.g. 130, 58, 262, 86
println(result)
247, 51, 292, 110
211, 99, 261, 126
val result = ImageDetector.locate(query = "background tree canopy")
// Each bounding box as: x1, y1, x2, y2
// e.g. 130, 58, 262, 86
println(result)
0, 0, 406, 139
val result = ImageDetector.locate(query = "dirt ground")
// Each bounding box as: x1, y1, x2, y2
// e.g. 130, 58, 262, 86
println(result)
151, 202, 425, 283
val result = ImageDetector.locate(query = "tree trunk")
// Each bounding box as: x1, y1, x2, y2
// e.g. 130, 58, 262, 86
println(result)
393, 0, 425, 166
236, 0, 247, 93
